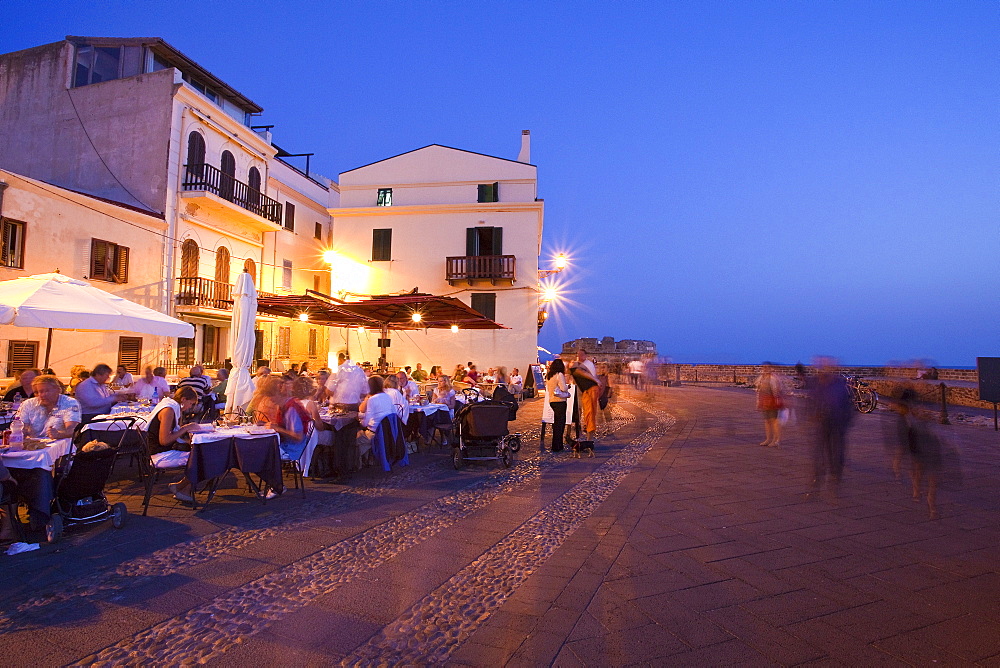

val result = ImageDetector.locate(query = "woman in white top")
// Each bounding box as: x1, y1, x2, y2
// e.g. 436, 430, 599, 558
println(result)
545, 359, 570, 453
359, 376, 396, 433
382, 375, 410, 423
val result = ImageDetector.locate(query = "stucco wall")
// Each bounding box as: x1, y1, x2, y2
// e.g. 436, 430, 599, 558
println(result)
0, 170, 170, 375
0, 41, 175, 213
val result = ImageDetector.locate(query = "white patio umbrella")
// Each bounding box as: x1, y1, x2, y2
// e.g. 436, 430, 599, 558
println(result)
225, 271, 257, 413
0, 272, 194, 368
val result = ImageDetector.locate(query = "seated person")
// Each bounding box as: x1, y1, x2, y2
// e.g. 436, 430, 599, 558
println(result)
396, 371, 421, 403
111, 365, 134, 390
133, 365, 171, 401
75, 363, 123, 423
68, 365, 90, 394
432, 375, 457, 410
147, 387, 202, 502
249, 376, 287, 424
178, 365, 215, 418
495, 366, 510, 387
466, 364, 480, 384
382, 375, 410, 422
411, 364, 429, 383
12, 374, 81, 531
3, 368, 39, 403
510, 368, 524, 394
270, 376, 323, 465
357, 376, 397, 461
253, 366, 271, 388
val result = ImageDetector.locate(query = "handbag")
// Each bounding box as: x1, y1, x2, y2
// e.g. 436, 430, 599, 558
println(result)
553, 387, 571, 399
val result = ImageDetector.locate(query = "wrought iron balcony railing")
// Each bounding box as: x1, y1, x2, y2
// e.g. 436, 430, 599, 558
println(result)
446, 255, 516, 283
176, 276, 276, 310
182, 163, 283, 224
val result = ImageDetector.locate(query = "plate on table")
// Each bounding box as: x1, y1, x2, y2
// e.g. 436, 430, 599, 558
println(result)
245, 426, 272, 435
189, 423, 216, 433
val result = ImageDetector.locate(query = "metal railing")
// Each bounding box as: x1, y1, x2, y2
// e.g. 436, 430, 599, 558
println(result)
182, 163, 283, 223
176, 276, 232, 310
445, 255, 516, 282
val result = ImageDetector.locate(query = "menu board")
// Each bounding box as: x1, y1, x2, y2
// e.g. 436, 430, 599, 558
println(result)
526, 364, 545, 396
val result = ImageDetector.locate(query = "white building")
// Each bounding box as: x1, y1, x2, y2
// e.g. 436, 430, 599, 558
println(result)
0, 169, 171, 374
328, 136, 544, 372
0, 36, 336, 374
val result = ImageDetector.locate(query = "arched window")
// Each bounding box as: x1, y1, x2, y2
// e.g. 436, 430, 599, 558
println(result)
220, 150, 236, 201
186, 132, 205, 181
247, 166, 261, 212
180, 239, 199, 277
243, 258, 257, 284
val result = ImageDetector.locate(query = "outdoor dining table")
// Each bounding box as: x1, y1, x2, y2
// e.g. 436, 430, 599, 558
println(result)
0, 437, 74, 471
408, 402, 453, 443
175, 427, 283, 510
313, 410, 361, 478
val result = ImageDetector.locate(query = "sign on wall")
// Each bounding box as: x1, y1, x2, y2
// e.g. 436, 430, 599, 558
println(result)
977, 357, 1000, 403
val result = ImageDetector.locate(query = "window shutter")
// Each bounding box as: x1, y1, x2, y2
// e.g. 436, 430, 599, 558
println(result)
284, 202, 296, 231
7, 340, 38, 376
115, 244, 129, 283
91, 239, 109, 280
1, 220, 10, 266
493, 182, 499, 202
117, 336, 142, 374
466, 228, 477, 256
470, 293, 497, 321
492, 227, 503, 255
477, 184, 487, 203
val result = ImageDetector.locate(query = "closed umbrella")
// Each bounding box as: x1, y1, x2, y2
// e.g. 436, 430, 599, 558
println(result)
225, 271, 257, 413
0, 272, 194, 367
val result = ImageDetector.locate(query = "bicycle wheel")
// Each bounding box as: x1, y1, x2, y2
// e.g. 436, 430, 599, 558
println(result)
856, 389, 877, 413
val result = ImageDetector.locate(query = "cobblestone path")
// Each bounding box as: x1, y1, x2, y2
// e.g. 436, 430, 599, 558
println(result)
72, 403, 653, 665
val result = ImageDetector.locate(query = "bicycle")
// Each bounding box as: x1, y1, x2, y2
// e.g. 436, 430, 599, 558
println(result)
844, 375, 878, 413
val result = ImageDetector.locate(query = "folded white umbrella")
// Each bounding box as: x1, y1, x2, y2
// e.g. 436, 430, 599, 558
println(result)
0, 272, 194, 367
225, 271, 257, 413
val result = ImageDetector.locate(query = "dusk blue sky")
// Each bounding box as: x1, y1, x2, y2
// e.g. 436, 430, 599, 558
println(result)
5, 1, 997, 366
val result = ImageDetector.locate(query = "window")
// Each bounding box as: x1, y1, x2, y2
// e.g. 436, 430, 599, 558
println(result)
117, 337, 142, 374
372, 229, 392, 262
282, 260, 292, 289
176, 337, 195, 365
314, 222, 323, 240
0, 218, 25, 269
284, 202, 296, 231
243, 258, 256, 284
470, 293, 497, 321
278, 327, 291, 357
478, 182, 499, 203
185, 132, 206, 179
466, 226, 503, 256
90, 239, 129, 283
180, 239, 199, 277
73, 44, 142, 88
308, 329, 318, 358
376, 188, 392, 206
247, 167, 262, 209
220, 151, 236, 201
313, 275, 321, 292
7, 340, 38, 377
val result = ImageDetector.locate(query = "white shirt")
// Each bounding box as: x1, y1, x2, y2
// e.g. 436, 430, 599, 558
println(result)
134, 376, 171, 400
360, 392, 396, 431
628, 360, 644, 374
384, 387, 410, 422
327, 360, 368, 405
510, 374, 523, 389
400, 379, 420, 402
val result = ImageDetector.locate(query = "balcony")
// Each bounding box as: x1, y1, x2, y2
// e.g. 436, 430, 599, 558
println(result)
446, 255, 516, 285
175, 277, 276, 313
181, 163, 283, 230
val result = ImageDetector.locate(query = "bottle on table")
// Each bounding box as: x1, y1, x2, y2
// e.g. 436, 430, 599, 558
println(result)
9, 418, 24, 448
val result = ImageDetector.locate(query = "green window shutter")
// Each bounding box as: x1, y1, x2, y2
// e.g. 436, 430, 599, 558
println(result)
466, 228, 477, 256
477, 184, 487, 203
492, 182, 499, 202
492, 227, 503, 255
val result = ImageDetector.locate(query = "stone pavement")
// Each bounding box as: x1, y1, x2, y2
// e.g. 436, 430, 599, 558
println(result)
0, 385, 997, 665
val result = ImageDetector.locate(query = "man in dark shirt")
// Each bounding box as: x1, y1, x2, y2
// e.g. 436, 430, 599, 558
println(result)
3, 369, 39, 403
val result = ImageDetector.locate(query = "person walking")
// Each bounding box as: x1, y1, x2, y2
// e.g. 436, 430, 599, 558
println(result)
545, 359, 570, 453
755, 362, 786, 447
805, 357, 855, 498
569, 349, 600, 456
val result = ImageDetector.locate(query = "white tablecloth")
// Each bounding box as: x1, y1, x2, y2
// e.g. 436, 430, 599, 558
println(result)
412, 403, 453, 417
87, 414, 150, 432
191, 427, 276, 444
1, 438, 73, 471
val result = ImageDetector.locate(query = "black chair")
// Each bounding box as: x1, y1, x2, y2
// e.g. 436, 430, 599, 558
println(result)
0, 479, 24, 542
280, 423, 314, 497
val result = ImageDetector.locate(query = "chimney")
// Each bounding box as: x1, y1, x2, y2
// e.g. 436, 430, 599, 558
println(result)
517, 130, 530, 163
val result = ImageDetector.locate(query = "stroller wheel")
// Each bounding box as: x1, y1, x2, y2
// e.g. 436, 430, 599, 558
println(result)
501, 449, 513, 468
46, 514, 63, 544
111, 503, 127, 529
453, 447, 464, 470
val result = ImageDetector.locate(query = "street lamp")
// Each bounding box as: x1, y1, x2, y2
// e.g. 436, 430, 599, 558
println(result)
536, 252, 569, 332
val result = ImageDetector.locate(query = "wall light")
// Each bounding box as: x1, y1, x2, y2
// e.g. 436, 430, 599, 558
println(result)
451, 324, 459, 333
411, 312, 422, 323
298, 313, 309, 322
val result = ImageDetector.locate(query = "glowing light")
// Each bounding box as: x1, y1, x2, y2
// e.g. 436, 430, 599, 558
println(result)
357, 326, 365, 333
451, 324, 459, 333
298, 313, 309, 322
322, 249, 339, 264
542, 286, 558, 303
554, 253, 568, 270
411, 312, 422, 323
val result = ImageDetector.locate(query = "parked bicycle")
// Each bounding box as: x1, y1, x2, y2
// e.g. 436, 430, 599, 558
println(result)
844, 375, 878, 413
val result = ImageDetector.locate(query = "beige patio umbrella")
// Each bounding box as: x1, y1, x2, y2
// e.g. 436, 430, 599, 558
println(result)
0, 272, 194, 367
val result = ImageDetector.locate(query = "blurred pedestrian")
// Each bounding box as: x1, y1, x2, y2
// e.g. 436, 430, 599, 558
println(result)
891, 388, 942, 518
805, 357, 855, 497
545, 359, 570, 453
569, 348, 599, 456
755, 362, 786, 447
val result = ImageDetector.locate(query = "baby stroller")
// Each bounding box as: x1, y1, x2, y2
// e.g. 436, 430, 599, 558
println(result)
452, 398, 522, 470
45, 444, 127, 543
